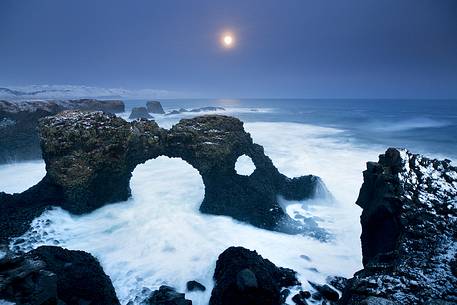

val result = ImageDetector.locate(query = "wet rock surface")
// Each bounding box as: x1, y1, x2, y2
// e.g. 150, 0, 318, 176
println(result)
140, 286, 191, 305
0, 99, 124, 163
340, 148, 457, 305
0, 245, 120, 305
0, 111, 324, 242
209, 246, 299, 305
186, 281, 206, 292
129, 107, 153, 119
146, 101, 165, 114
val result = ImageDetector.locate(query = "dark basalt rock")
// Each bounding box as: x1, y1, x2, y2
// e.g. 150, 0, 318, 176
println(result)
326, 275, 348, 293
308, 281, 339, 301
209, 246, 300, 305
340, 148, 457, 305
0, 99, 125, 163
0, 111, 325, 242
186, 280, 206, 292
0, 245, 120, 305
292, 292, 309, 305
130, 107, 153, 119
143, 286, 191, 305
146, 101, 165, 114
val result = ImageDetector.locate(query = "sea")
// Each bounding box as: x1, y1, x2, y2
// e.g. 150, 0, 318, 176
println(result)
1, 99, 456, 304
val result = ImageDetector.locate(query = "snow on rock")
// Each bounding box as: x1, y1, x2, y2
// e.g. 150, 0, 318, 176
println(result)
341, 148, 457, 305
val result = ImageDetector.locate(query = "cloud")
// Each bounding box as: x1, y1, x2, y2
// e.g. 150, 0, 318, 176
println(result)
0, 85, 176, 100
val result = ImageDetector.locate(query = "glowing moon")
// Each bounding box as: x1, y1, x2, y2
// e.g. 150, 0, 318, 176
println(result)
221, 33, 235, 48
224, 35, 233, 45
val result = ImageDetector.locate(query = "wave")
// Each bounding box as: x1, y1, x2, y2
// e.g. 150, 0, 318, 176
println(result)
369, 117, 450, 132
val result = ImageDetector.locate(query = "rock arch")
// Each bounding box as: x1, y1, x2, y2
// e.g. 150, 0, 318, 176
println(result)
0, 111, 324, 242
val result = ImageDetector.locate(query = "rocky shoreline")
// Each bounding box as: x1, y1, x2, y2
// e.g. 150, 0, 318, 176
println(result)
0, 109, 456, 305
340, 148, 457, 305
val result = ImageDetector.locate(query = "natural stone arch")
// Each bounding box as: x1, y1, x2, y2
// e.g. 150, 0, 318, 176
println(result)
0, 111, 325, 242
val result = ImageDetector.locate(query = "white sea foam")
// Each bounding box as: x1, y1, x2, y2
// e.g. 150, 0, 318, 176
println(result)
235, 154, 256, 176
369, 117, 449, 132
0, 161, 45, 194
6, 122, 384, 305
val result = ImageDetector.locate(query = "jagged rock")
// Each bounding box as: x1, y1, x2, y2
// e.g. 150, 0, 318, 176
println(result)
1, 111, 325, 242
186, 281, 206, 292
0, 245, 120, 305
0, 99, 124, 163
308, 281, 339, 301
280, 289, 291, 302
292, 293, 308, 305
146, 101, 165, 114
209, 246, 300, 305
326, 275, 348, 292
142, 286, 191, 305
129, 107, 153, 119
292, 291, 312, 305
340, 148, 457, 305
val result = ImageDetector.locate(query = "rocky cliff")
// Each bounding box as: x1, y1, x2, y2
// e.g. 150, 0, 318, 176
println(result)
0, 111, 324, 243
340, 148, 457, 305
0, 99, 125, 163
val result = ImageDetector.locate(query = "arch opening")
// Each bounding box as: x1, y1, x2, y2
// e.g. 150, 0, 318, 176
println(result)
130, 156, 205, 212
235, 154, 256, 176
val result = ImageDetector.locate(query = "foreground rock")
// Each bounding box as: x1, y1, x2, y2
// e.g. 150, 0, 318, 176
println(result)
141, 286, 191, 305
146, 101, 165, 114
0, 245, 120, 305
340, 148, 457, 305
209, 247, 299, 305
129, 106, 153, 119
1, 111, 325, 242
186, 281, 206, 292
0, 99, 124, 163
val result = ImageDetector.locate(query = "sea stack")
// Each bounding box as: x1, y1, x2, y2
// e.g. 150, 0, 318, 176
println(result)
146, 100, 165, 114
129, 106, 153, 119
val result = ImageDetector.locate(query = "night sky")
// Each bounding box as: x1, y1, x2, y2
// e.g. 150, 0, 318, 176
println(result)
1, 0, 456, 98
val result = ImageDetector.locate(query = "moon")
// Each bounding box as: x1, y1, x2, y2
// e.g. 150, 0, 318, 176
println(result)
221, 33, 235, 48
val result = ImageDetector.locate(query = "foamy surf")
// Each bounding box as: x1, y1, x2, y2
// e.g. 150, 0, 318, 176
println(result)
4, 121, 384, 305
0, 161, 45, 194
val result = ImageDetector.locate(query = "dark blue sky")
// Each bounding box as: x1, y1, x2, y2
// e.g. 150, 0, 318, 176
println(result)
1, 0, 456, 98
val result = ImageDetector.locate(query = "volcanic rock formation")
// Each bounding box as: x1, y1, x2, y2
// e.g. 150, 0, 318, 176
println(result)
0, 111, 324, 242
0, 99, 125, 163
209, 246, 300, 305
340, 148, 457, 305
146, 101, 165, 114
140, 286, 192, 305
0, 245, 120, 305
129, 106, 153, 119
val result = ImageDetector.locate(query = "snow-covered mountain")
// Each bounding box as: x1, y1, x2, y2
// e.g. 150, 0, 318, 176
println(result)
0, 85, 172, 100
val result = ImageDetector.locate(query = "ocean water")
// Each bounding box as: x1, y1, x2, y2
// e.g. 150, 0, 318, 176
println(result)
1, 99, 456, 304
